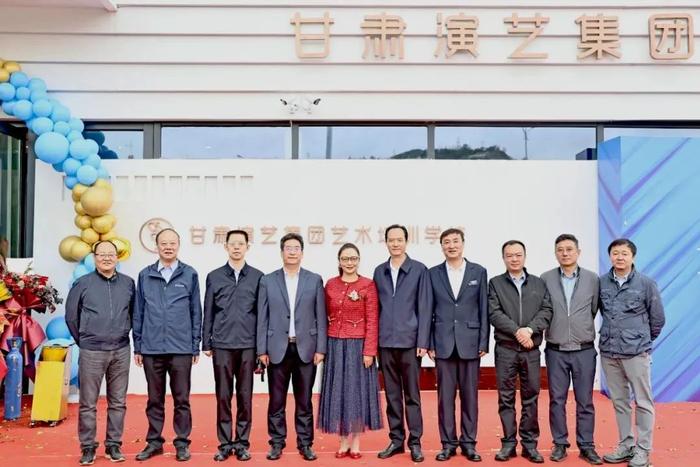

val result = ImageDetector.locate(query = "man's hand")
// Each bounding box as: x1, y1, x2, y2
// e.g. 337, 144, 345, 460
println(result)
417, 347, 427, 358
258, 354, 269, 367
515, 327, 533, 346
363, 356, 374, 368
204, 351, 212, 357
192, 355, 199, 365
478, 350, 487, 358
134, 354, 143, 367
313, 353, 325, 365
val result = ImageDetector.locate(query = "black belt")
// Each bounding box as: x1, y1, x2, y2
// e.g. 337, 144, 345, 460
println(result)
547, 342, 594, 351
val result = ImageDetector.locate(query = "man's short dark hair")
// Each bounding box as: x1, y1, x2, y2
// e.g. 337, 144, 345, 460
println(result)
280, 232, 304, 251
607, 238, 637, 256
555, 233, 579, 248
226, 229, 249, 244
502, 240, 526, 256
92, 240, 118, 254
155, 228, 180, 244
384, 224, 408, 241
440, 228, 465, 243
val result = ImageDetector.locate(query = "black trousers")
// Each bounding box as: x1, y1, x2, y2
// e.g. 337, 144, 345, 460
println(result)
142, 354, 193, 448
379, 347, 423, 447
212, 348, 255, 450
436, 348, 480, 450
545, 346, 597, 449
267, 343, 317, 449
494, 344, 541, 449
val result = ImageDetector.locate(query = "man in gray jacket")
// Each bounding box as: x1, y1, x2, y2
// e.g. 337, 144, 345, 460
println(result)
599, 238, 665, 467
541, 234, 602, 465
66, 240, 135, 466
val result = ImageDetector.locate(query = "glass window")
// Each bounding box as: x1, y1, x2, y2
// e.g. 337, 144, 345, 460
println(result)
605, 127, 700, 139
299, 126, 428, 159
0, 132, 22, 260
435, 126, 597, 160
161, 126, 291, 159
83, 130, 143, 159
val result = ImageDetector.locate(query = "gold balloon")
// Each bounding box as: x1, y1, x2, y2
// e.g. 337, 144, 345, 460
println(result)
100, 230, 117, 241
59, 235, 81, 262
70, 240, 92, 262
3, 61, 21, 73
74, 214, 92, 230
0, 69, 8, 83
80, 186, 113, 217
94, 179, 112, 191
113, 237, 131, 261
91, 214, 115, 234
81, 228, 100, 245
72, 184, 88, 203
74, 201, 86, 216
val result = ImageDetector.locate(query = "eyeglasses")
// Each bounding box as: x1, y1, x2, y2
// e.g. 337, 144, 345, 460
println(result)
95, 253, 117, 259
339, 256, 360, 263
284, 246, 302, 252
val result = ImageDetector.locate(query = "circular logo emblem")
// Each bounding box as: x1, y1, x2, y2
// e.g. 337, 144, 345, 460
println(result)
139, 218, 174, 253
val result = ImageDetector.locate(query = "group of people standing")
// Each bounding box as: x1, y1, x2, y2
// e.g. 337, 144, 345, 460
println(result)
64, 225, 665, 467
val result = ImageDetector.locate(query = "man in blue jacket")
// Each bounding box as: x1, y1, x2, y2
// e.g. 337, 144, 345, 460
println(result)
599, 238, 665, 467
374, 224, 431, 463
133, 228, 202, 462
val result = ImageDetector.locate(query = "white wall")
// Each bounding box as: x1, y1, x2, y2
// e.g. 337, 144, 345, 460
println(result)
32, 159, 598, 393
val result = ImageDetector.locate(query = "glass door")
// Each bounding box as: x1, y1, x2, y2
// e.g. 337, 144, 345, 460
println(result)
0, 122, 27, 265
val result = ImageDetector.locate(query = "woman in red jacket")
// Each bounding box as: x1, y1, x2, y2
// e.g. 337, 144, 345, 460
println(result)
318, 243, 382, 459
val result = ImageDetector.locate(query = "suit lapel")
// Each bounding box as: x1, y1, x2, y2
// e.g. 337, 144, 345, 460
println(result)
438, 262, 456, 301
275, 269, 291, 311
294, 269, 307, 310
454, 261, 471, 301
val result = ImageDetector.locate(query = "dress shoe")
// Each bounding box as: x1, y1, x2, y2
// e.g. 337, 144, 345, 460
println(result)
105, 445, 126, 462
80, 448, 96, 466
349, 451, 362, 459
409, 445, 425, 463
377, 442, 405, 459
462, 448, 482, 462
266, 445, 283, 460
521, 447, 544, 464
550, 444, 567, 462
494, 446, 517, 461
627, 449, 650, 467
213, 447, 232, 461
602, 445, 635, 464
175, 446, 191, 462
235, 447, 251, 461
299, 446, 317, 461
435, 448, 457, 461
335, 449, 349, 459
135, 444, 164, 461
579, 448, 603, 465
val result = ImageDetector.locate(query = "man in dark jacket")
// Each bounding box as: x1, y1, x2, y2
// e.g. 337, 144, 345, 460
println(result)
488, 240, 552, 464
202, 229, 263, 462
66, 240, 135, 466
133, 228, 202, 462
599, 238, 665, 467
373, 224, 431, 463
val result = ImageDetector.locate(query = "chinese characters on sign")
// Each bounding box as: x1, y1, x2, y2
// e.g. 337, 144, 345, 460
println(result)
290, 11, 696, 61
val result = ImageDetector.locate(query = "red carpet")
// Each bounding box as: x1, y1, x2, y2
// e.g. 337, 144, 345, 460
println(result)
0, 391, 696, 466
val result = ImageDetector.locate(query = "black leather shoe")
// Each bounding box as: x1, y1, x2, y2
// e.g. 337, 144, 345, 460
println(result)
377, 443, 405, 459
299, 446, 317, 461
579, 448, 603, 465
435, 448, 456, 461
135, 444, 164, 461
213, 447, 232, 462
175, 446, 191, 462
105, 445, 126, 462
522, 447, 544, 464
494, 446, 517, 462
410, 446, 425, 463
267, 445, 283, 460
80, 448, 96, 466
550, 445, 567, 462
235, 447, 251, 461
462, 448, 482, 462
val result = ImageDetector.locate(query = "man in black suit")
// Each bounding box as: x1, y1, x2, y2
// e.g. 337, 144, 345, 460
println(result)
256, 233, 327, 461
428, 228, 489, 463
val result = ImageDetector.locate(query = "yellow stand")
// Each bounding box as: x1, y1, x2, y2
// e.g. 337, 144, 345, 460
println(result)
30, 345, 72, 426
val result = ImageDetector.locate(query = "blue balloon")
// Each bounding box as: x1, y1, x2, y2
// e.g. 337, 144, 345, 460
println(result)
32, 117, 54, 135
83, 131, 106, 146
35, 132, 70, 164
46, 316, 73, 340
74, 263, 90, 279
76, 164, 98, 186
51, 104, 71, 123
15, 86, 30, 100
0, 82, 15, 101
52, 162, 64, 172
62, 157, 82, 176
1, 101, 15, 116
102, 149, 119, 159
70, 139, 93, 160
64, 176, 78, 189
9, 71, 29, 88
68, 117, 84, 133
86, 139, 100, 155
30, 89, 48, 103
13, 99, 33, 121
53, 121, 71, 136
32, 99, 53, 118
84, 153, 101, 169
97, 166, 110, 180
83, 253, 96, 272
66, 130, 83, 142
28, 78, 47, 92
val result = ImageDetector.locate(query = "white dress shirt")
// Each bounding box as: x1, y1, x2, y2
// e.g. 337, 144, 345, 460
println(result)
446, 259, 466, 299
158, 260, 179, 283
390, 263, 400, 295
284, 269, 299, 338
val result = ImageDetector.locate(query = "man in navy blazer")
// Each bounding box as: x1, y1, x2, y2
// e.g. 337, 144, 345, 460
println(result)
257, 233, 327, 462
428, 228, 489, 463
